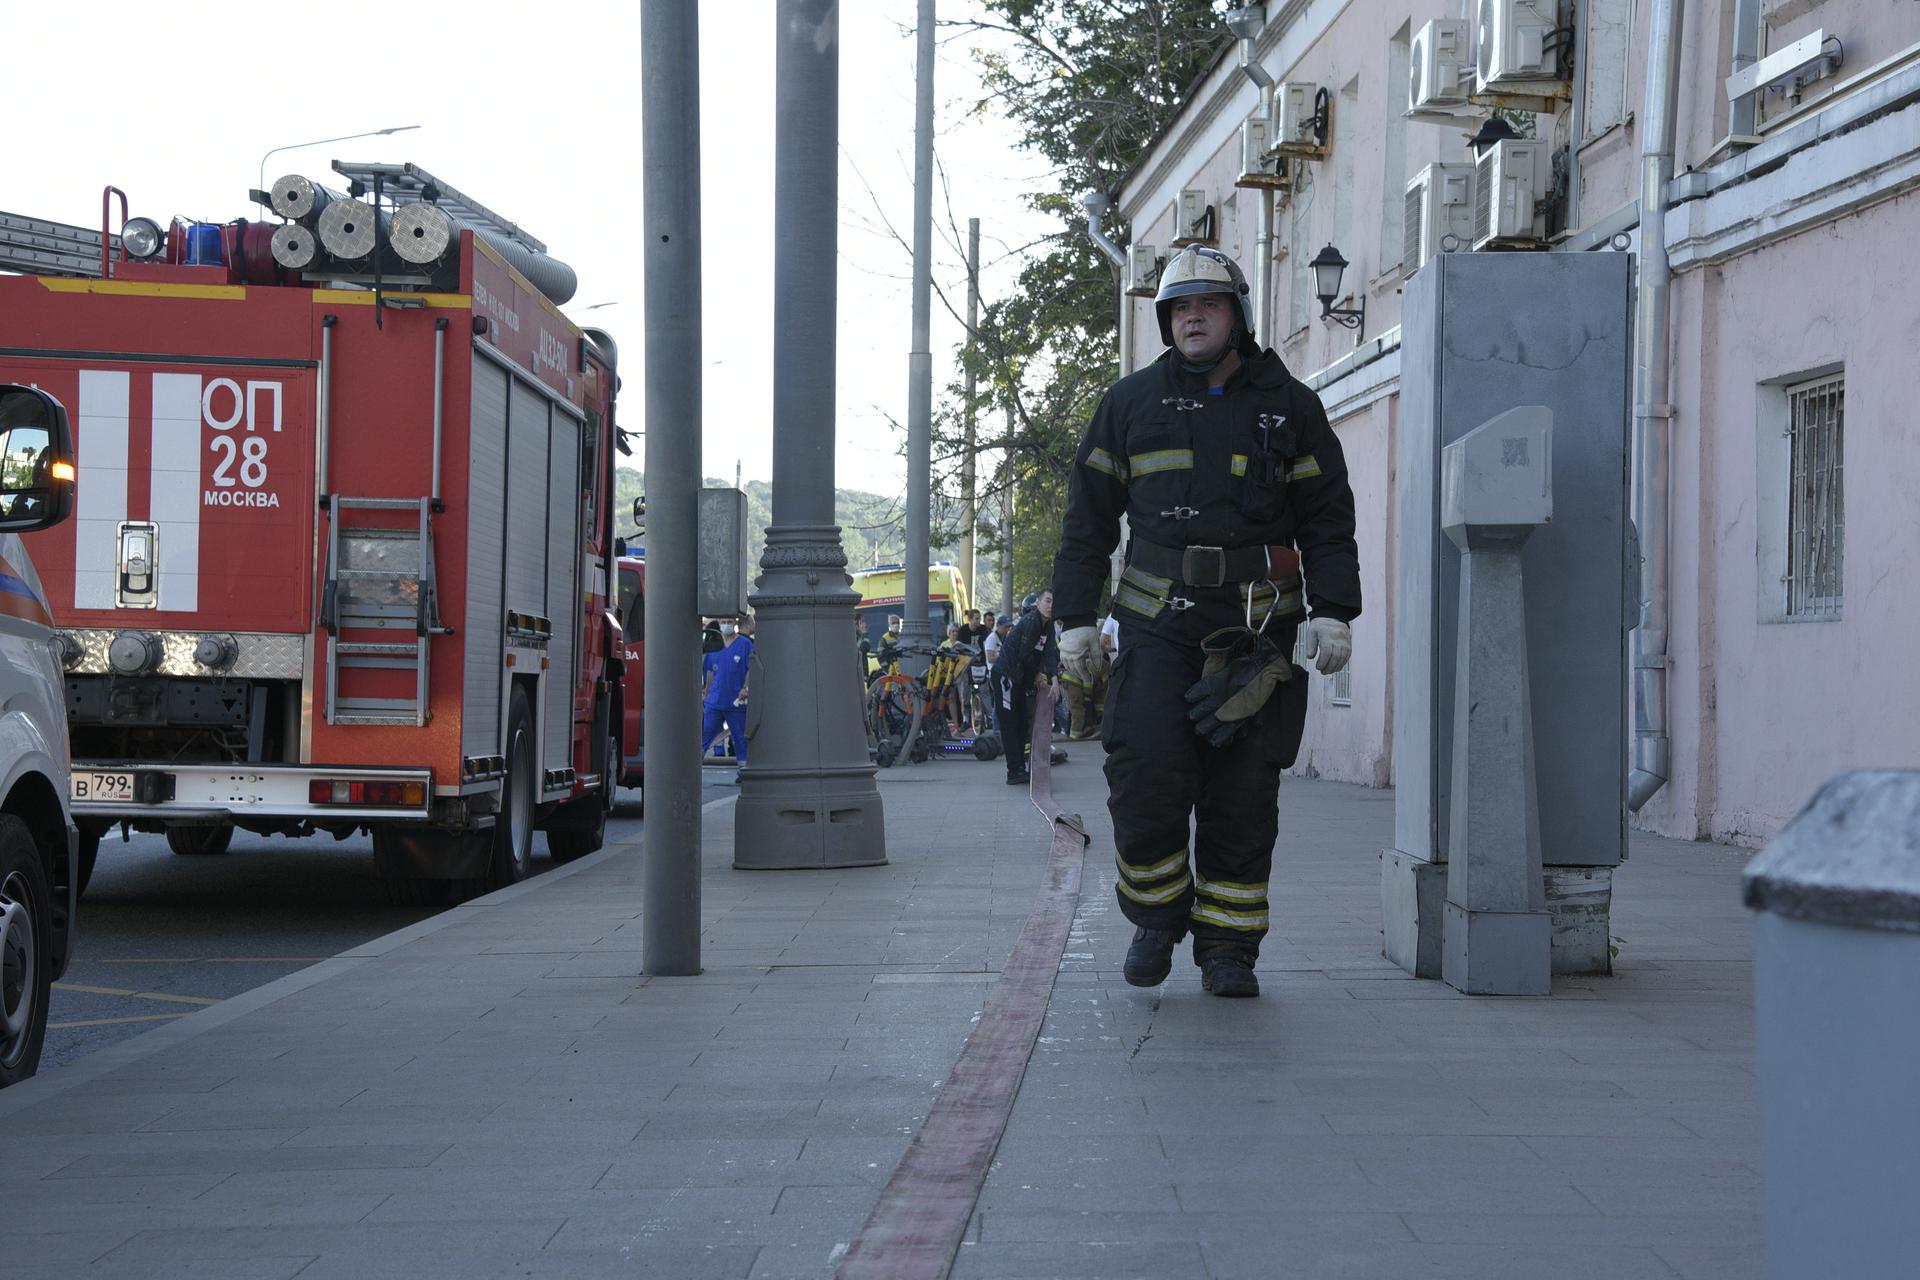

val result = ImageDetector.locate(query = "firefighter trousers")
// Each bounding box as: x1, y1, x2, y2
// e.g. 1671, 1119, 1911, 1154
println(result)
996, 683, 1033, 779
1062, 673, 1106, 740
1100, 625, 1307, 964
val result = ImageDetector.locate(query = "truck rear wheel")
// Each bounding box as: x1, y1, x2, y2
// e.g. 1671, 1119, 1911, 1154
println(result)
602, 728, 620, 811
1, 816, 52, 1087
75, 828, 101, 900
545, 781, 607, 864
166, 825, 233, 857
487, 686, 537, 891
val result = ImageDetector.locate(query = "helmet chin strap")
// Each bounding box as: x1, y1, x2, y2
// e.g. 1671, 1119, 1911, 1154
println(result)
1178, 328, 1248, 374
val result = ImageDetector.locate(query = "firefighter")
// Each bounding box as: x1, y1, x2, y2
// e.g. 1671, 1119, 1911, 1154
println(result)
1059, 634, 1108, 740
1051, 245, 1360, 998
991, 591, 1061, 785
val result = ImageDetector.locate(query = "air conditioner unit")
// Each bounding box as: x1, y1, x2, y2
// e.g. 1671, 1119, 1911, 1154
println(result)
1470, 139, 1552, 248
1125, 243, 1161, 297
1408, 20, 1474, 114
1170, 188, 1216, 246
1272, 82, 1326, 155
1475, 0, 1558, 91
1235, 118, 1288, 190
1404, 163, 1475, 274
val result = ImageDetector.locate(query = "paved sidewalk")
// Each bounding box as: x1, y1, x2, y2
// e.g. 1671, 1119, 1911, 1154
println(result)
0, 756, 1762, 1279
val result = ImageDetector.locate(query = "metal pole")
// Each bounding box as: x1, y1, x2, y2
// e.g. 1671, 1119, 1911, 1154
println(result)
961, 216, 979, 604
901, 0, 936, 658
735, 0, 886, 869
1000, 402, 1015, 613
1627, 0, 1684, 814
640, 0, 703, 974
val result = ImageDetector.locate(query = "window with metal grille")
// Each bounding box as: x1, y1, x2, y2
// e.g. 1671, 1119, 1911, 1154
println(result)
1784, 372, 1844, 618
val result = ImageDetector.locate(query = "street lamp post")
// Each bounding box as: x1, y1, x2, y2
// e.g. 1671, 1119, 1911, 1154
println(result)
734, 0, 887, 871
256, 125, 421, 203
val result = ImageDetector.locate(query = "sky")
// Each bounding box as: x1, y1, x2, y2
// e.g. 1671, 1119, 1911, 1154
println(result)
2, 1, 1064, 493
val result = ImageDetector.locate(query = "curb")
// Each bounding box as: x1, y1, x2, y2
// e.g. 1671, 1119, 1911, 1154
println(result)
0, 792, 736, 1121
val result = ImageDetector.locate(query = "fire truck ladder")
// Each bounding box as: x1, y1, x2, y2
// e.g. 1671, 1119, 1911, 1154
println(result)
322, 497, 445, 726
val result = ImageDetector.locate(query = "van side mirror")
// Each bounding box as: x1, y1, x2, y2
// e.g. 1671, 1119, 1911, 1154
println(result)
631, 496, 645, 531
0, 385, 77, 533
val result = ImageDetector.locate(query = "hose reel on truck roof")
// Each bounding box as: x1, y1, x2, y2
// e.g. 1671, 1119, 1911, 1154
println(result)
263, 160, 577, 305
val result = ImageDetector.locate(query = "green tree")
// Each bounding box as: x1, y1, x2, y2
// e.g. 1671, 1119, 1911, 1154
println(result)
937, 1, 1230, 594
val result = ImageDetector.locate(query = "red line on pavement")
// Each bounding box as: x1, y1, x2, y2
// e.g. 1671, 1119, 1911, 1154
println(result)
837, 694, 1087, 1280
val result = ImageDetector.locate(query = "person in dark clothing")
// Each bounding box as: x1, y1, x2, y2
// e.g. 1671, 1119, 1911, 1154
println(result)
990, 590, 1060, 785
1050, 245, 1361, 998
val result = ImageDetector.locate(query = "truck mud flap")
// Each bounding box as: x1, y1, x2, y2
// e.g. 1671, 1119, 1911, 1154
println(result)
371, 824, 493, 881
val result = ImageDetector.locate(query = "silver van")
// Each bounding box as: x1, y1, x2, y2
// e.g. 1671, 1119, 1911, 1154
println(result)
0, 384, 79, 1087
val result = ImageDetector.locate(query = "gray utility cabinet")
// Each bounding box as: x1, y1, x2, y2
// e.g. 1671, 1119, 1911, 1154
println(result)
1383, 251, 1632, 979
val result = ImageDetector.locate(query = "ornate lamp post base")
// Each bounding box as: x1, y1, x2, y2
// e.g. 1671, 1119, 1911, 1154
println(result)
734, 524, 887, 869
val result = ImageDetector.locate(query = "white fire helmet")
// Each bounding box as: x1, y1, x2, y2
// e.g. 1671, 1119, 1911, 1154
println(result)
1153, 246, 1255, 346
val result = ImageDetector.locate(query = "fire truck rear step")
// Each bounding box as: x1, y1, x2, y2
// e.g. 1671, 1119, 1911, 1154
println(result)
323, 497, 443, 728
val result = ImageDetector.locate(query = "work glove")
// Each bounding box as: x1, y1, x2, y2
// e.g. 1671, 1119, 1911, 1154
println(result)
1058, 625, 1099, 683
1184, 629, 1293, 748
1303, 617, 1352, 675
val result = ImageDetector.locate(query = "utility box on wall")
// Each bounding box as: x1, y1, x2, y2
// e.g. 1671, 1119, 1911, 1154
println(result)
696, 486, 750, 618
1384, 251, 1632, 978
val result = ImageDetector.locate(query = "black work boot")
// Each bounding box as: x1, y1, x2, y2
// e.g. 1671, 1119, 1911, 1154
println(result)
1123, 926, 1182, 987
1200, 953, 1260, 998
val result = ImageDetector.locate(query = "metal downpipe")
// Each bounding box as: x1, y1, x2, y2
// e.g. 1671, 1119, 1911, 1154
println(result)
1628, 0, 1685, 813
1236, 34, 1276, 344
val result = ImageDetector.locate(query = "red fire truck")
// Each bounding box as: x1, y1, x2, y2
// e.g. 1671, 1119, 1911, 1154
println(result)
0, 165, 633, 903
613, 550, 646, 801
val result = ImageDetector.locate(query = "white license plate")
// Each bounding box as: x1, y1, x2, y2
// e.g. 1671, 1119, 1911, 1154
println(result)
72, 771, 138, 803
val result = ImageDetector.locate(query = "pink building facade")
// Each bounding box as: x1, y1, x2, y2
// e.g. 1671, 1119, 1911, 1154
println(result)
1115, 0, 1920, 844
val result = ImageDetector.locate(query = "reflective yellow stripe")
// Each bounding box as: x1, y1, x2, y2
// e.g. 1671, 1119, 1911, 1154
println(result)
1243, 575, 1302, 598
1190, 903, 1270, 931
1114, 585, 1164, 618
310, 289, 473, 309
1236, 583, 1305, 618
1231, 453, 1248, 477
1129, 449, 1193, 476
1121, 873, 1192, 906
1195, 876, 1268, 904
1120, 848, 1190, 882
1115, 565, 1170, 619
1121, 566, 1172, 595
1085, 447, 1127, 481
1286, 456, 1322, 481
40, 278, 245, 301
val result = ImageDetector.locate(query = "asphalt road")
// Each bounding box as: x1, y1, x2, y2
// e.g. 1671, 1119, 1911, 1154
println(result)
40, 775, 734, 1074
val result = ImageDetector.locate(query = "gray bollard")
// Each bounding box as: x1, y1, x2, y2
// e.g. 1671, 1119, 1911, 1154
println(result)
1743, 770, 1920, 1280
1439, 408, 1554, 996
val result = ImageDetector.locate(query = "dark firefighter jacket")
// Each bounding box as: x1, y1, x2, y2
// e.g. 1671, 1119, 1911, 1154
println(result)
991, 608, 1059, 687
1051, 347, 1362, 638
